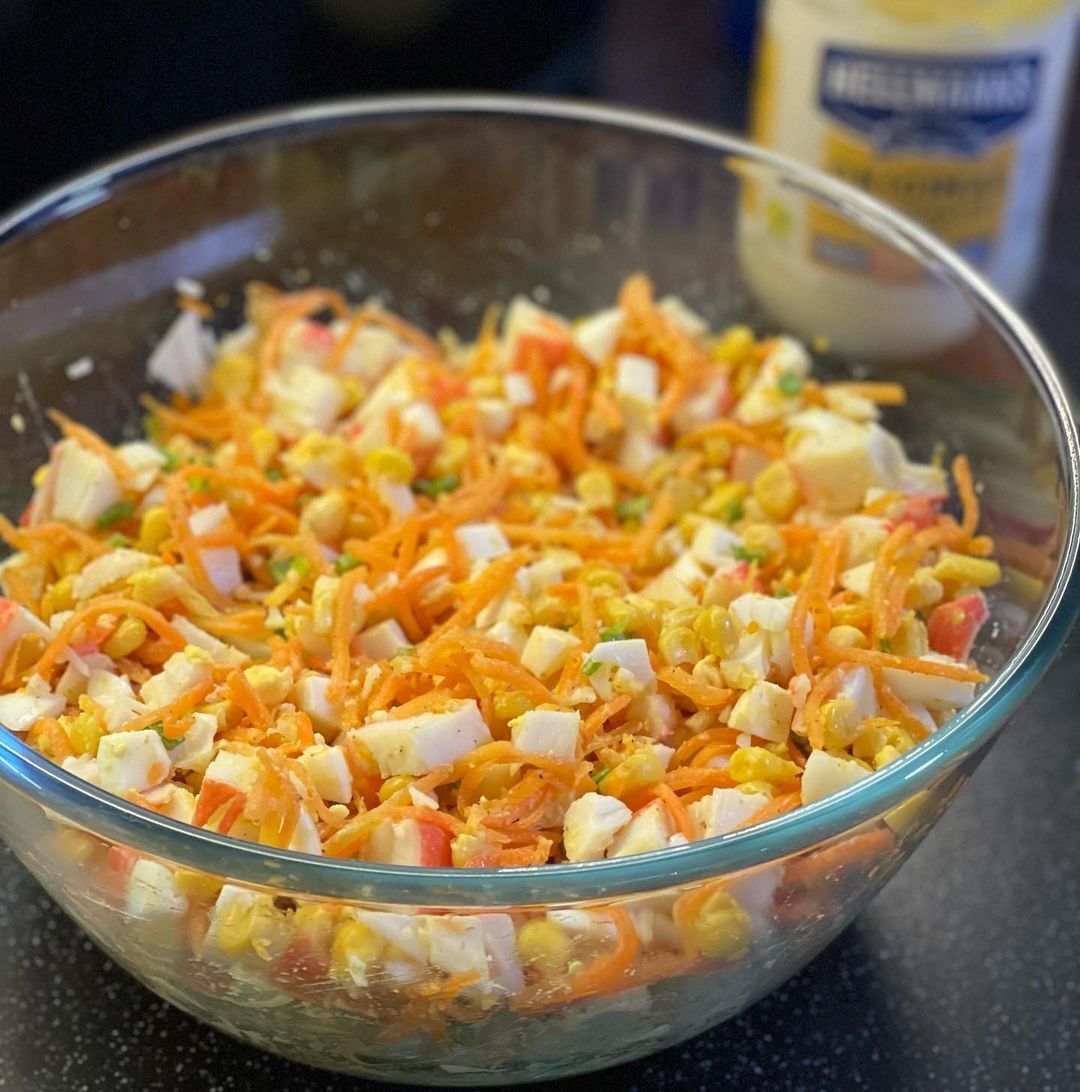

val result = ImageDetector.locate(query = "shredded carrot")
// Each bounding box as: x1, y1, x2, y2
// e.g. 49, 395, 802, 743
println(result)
654, 782, 696, 842
657, 667, 734, 709
226, 669, 272, 730
735, 790, 801, 830
952, 454, 979, 540
819, 642, 987, 681
124, 679, 216, 736
825, 381, 906, 405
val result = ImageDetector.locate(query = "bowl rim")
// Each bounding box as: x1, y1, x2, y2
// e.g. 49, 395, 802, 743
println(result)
0, 92, 1077, 906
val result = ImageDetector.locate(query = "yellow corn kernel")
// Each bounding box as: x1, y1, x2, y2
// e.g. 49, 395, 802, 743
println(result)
599, 597, 653, 637
517, 919, 572, 974
932, 552, 1002, 588
215, 900, 255, 957
378, 774, 414, 803
693, 657, 727, 689
700, 480, 748, 520
599, 749, 666, 800
694, 605, 738, 657
103, 616, 148, 659
209, 351, 256, 400
713, 324, 755, 365
679, 887, 751, 960
905, 566, 944, 609
494, 690, 532, 723
752, 460, 801, 520
574, 468, 616, 511
893, 612, 928, 658
243, 664, 293, 706
659, 625, 703, 666
727, 746, 800, 785
331, 920, 384, 975
579, 564, 628, 595
831, 602, 870, 628
340, 377, 365, 412
63, 710, 104, 757
737, 780, 777, 798
428, 434, 470, 478
300, 490, 348, 542
57, 549, 84, 577
470, 375, 502, 397
174, 869, 224, 901
821, 696, 861, 749
827, 625, 868, 649
702, 436, 733, 467
53, 828, 97, 864
741, 522, 784, 558
363, 446, 414, 484
250, 425, 279, 468
40, 574, 77, 618
137, 506, 172, 553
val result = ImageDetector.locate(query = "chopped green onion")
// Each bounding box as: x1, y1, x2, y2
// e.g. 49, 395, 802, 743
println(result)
777, 372, 803, 396
599, 625, 630, 643
265, 467, 283, 481
878, 638, 893, 653
143, 414, 161, 442
268, 557, 291, 583
722, 499, 745, 524
106, 533, 130, 548
335, 552, 361, 575
158, 448, 180, 472
592, 766, 612, 785
188, 476, 211, 493
298, 492, 315, 507
615, 495, 650, 521
774, 585, 792, 598
582, 659, 601, 676
732, 545, 769, 564
290, 556, 312, 576
148, 721, 183, 751
96, 498, 135, 530
411, 474, 460, 498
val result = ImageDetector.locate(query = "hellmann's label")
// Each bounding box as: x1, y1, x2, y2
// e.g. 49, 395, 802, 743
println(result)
750, 0, 1079, 300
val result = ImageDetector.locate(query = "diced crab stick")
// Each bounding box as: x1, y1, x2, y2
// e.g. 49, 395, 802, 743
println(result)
147, 309, 211, 395
97, 729, 172, 795
40, 440, 123, 530
367, 817, 453, 867
188, 503, 243, 597
0, 598, 54, 667
563, 792, 632, 861
689, 788, 771, 839
572, 307, 623, 364
607, 799, 676, 858
509, 708, 580, 761
927, 593, 989, 662
503, 296, 570, 370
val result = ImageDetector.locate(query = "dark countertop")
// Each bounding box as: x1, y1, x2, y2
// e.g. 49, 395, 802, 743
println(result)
2, 4, 1080, 1090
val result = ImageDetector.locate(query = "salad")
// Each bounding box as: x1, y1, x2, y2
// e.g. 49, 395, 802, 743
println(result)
0, 275, 995, 868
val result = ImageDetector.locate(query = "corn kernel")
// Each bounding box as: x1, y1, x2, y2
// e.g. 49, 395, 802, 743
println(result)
827, 625, 868, 649
53, 828, 96, 864
340, 377, 365, 412
678, 887, 751, 960
737, 780, 776, 798
103, 616, 148, 659
659, 625, 703, 666
428, 434, 470, 478
243, 664, 293, 706
250, 426, 280, 468
516, 919, 571, 974
494, 690, 532, 722
579, 564, 628, 595
692, 657, 726, 690
57, 549, 84, 576
301, 490, 349, 541
905, 566, 944, 609
215, 900, 255, 957
873, 745, 901, 768
852, 720, 913, 763
713, 324, 755, 365
727, 746, 799, 785
702, 436, 733, 467
932, 552, 1001, 588
40, 574, 77, 618
893, 612, 928, 658
174, 869, 223, 901
137, 506, 172, 553
574, 468, 616, 511
378, 774, 414, 802
599, 749, 666, 800
700, 480, 748, 520
741, 522, 784, 558
821, 696, 861, 749
363, 446, 415, 484
209, 351, 256, 400
752, 460, 801, 520
694, 605, 738, 657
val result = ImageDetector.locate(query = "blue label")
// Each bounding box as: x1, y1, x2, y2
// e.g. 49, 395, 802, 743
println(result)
819, 47, 1042, 154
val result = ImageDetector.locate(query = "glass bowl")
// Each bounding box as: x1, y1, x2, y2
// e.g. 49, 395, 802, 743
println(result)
0, 96, 1076, 1086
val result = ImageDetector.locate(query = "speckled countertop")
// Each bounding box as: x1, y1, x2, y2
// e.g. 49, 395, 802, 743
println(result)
2, 10, 1080, 1090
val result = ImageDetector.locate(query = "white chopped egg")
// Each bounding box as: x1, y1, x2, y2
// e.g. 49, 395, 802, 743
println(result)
800, 749, 873, 804
563, 793, 632, 861
588, 639, 655, 687
520, 625, 579, 678
359, 619, 410, 661
614, 353, 659, 407
690, 521, 742, 568
355, 699, 491, 777
140, 649, 212, 709
268, 364, 344, 436
295, 672, 343, 734
727, 680, 795, 742
147, 309, 211, 395
116, 441, 167, 492
607, 800, 675, 858
126, 859, 188, 920
400, 401, 444, 447
375, 479, 416, 518
618, 428, 666, 476
46, 441, 122, 529
166, 711, 217, 774
839, 561, 875, 600
298, 743, 353, 803
688, 787, 770, 839
882, 655, 976, 710
97, 729, 172, 794
188, 503, 243, 597
503, 371, 535, 407
0, 685, 65, 733
510, 709, 580, 761
573, 307, 623, 363
720, 631, 770, 689
86, 669, 141, 732
729, 592, 795, 634
455, 522, 510, 564
336, 324, 402, 381
837, 665, 878, 723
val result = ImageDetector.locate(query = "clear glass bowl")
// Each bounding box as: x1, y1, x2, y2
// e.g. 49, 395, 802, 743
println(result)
0, 96, 1076, 1086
